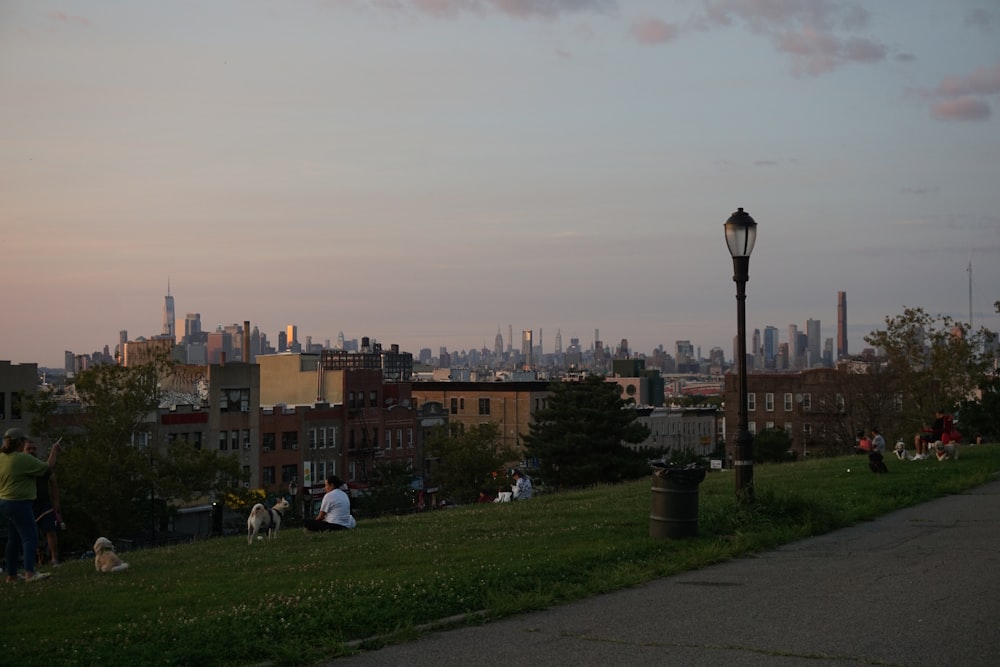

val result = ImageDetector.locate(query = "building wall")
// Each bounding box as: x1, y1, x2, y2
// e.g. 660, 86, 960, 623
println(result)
410, 381, 551, 454
0, 360, 38, 436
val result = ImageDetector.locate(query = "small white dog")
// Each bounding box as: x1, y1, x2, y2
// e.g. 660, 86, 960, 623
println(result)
247, 498, 290, 545
894, 440, 912, 460
93, 537, 130, 573
932, 441, 960, 461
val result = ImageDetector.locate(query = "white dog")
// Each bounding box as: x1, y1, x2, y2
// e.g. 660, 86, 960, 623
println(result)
93, 537, 130, 573
932, 441, 960, 462
247, 498, 290, 545
893, 440, 913, 460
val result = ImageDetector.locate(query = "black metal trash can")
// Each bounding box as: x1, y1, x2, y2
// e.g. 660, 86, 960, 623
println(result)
649, 461, 707, 539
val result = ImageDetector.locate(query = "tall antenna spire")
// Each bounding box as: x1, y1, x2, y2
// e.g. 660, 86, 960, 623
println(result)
968, 260, 973, 328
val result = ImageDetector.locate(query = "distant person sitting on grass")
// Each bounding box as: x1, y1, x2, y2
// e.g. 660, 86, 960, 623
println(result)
509, 469, 533, 500
303, 475, 356, 532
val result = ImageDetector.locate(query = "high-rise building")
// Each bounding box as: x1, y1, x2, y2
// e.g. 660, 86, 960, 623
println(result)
162, 279, 175, 342
184, 313, 202, 344
286, 325, 298, 347
494, 326, 504, 357
507, 324, 513, 355
806, 318, 821, 368
763, 326, 779, 366
554, 328, 562, 355
837, 291, 848, 359
521, 330, 533, 369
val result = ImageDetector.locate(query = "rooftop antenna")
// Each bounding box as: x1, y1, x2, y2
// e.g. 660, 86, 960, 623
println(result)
967, 259, 973, 329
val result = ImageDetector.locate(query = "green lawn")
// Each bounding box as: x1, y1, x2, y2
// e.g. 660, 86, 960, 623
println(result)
5, 444, 1000, 667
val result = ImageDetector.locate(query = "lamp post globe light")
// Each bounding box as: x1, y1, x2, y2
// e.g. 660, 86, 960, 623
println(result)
725, 207, 757, 501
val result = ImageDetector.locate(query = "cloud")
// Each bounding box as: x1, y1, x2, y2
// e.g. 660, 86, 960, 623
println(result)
629, 16, 679, 45
964, 7, 996, 33
371, 0, 617, 20
924, 62, 1000, 122
696, 0, 887, 75
47, 11, 91, 27
931, 97, 991, 122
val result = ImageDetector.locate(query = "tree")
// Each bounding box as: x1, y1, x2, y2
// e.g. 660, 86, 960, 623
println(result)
957, 375, 1000, 443
425, 423, 518, 503
523, 375, 651, 488
29, 358, 243, 544
354, 460, 418, 517
753, 427, 795, 463
864, 306, 995, 436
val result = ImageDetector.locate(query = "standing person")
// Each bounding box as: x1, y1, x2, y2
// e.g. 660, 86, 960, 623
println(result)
914, 409, 946, 460
303, 475, 356, 532
26, 440, 61, 566
870, 428, 886, 455
1, 428, 60, 582
510, 469, 533, 500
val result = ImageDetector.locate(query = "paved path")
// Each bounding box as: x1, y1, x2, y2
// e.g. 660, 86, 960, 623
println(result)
330, 479, 1000, 666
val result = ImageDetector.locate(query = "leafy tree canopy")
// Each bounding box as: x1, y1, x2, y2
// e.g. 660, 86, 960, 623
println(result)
29, 359, 243, 544
425, 423, 518, 504
864, 306, 995, 433
523, 375, 651, 488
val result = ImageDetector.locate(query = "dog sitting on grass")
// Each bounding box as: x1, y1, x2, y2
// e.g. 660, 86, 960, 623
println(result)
93, 537, 130, 573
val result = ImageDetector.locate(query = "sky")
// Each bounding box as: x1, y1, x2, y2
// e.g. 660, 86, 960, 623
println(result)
2, 0, 999, 369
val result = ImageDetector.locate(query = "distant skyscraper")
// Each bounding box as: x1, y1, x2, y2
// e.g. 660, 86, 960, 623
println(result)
508, 324, 513, 355
494, 326, 504, 357
521, 330, 533, 369
184, 313, 202, 343
837, 291, 848, 359
538, 328, 543, 356
763, 326, 779, 366
286, 325, 298, 347
337, 331, 345, 350
162, 279, 175, 341
806, 318, 821, 368
554, 328, 562, 355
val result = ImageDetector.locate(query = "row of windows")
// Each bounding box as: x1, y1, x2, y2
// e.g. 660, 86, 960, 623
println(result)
347, 390, 379, 409
747, 393, 813, 412
447, 396, 548, 416
747, 422, 814, 438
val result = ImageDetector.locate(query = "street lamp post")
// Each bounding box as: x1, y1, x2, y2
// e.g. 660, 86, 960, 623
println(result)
725, 207, 757, 502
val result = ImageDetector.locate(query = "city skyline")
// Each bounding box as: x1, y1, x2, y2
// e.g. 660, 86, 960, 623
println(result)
3, 2, 999, 368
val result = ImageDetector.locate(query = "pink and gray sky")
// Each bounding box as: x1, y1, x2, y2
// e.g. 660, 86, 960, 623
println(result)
2, 1, 999, 368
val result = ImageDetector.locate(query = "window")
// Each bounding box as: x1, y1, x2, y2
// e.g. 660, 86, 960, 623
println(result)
765, 421, 775, 430
396, 429, 403, 449
785, 422, 794, 436
0, 392, 5, 420
242, 430, 250, 449
765, 393, 774, 412
327, 427, 337, 448
263, 433, 276, 452
219, 431, 228, 451
803, 393, 812, 411
386, 429, 392, 450
281, 464, 297, 484
219, 388, 249, 413
348, 392, 355, 409
263, 467, 275, 485
282, 431, 298, 450
309, 429, 318, 449
803, 423, 812, 437
450, 398, 458, 415
784, 393, 793, 411
478, 398, 491, 415
370, 390, 378, 407
460, 397, 465, 410
407, 428, 413, 449
349, 430, 356, 450
747, 393, 756, 411
230, 431, 239, 450
748, 421, 757, 435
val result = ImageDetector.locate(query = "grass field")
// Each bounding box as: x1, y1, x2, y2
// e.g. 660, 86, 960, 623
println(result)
5, 444, 1000, 667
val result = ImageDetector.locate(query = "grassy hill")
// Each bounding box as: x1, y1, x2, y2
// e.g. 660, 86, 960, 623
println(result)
5, 444, 1000, 666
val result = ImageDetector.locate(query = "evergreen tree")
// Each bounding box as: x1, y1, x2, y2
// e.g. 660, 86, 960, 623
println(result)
523, 375, 650, 487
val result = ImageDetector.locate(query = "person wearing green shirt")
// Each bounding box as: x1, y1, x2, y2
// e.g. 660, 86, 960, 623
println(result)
1, 428, 60, 582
